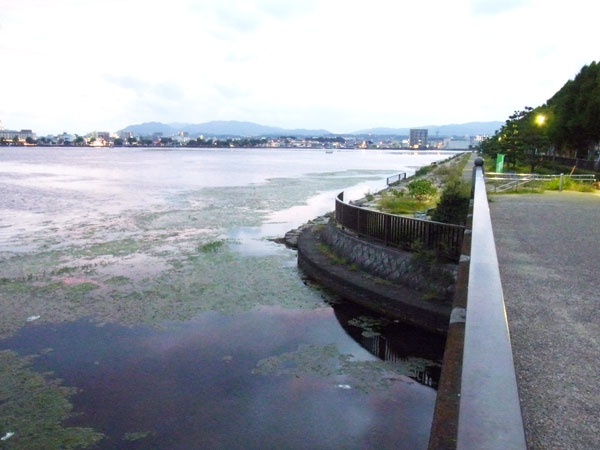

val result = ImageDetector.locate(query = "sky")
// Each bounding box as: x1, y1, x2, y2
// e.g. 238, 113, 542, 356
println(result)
1, 0, 598, 135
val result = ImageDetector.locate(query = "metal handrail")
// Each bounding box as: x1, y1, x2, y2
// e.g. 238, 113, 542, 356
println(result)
486, 172, 595, 182
457, 160, 526, 449
335, 191, 464, 261
386, 172, 407, 185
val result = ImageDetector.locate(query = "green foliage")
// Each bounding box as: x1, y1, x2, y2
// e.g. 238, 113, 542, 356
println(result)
407, 179, 437, 201
415, 165, 434, 177
431, 180, 470, 225
482, 61, 600, 163
407, 242, 455, 301
316, 243, 348, 265
377, 192, 434, 215
544, 178, 595, 192
546, 61, 600, 158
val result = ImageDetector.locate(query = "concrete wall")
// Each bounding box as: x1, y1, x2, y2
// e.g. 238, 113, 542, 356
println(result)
319, 222, 456, 297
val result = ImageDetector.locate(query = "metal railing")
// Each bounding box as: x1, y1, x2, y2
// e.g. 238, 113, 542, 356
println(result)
429, 158, 526, 449
335, 192, 464, 261
486, 172, 596, 192
540, 154, 600, 172
486, 172, 596, 182
386, 172, 407, 185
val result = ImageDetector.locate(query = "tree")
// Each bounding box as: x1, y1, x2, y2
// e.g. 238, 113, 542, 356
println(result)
25, 137, 35, 145
483, 61, 600, 163
74, 136, 85, 146
546, 61, 600, 158
481, 106, 550, 171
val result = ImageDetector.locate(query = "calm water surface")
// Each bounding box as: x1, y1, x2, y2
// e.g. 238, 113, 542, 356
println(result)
0, 147, 453, 449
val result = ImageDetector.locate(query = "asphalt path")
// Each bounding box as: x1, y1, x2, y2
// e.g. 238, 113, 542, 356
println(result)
490, 191, 600, 450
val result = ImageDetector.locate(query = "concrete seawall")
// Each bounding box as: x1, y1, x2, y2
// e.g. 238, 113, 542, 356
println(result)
320, 222, 457, 296
297, 225, 452, 334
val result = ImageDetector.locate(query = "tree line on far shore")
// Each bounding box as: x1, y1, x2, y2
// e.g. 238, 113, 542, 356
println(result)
481, 61, 600, 171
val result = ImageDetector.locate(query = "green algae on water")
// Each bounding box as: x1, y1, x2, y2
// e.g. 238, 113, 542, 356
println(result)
0, 350, 104, 449
122, 431, 156, 441
347, 315, 391, 338
253, 343, 435, 393
104, 275, 132, 286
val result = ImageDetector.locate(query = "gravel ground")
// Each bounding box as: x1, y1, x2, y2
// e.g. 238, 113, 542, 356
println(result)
490, 191, 600, 450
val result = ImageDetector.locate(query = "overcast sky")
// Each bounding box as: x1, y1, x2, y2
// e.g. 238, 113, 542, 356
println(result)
1, 0, 597, 135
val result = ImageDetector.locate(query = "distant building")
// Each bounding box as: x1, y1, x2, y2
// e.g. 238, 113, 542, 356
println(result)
90, 131, 110, 140
0, 127, 36, 141
443, 137, 471, 149
409, 129, 428, 148
118, 130, 133, 139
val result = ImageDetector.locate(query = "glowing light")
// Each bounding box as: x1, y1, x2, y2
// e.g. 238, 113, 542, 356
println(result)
536, 114, 545, 125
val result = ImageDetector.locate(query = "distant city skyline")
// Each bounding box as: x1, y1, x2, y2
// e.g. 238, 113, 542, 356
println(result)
1, 0, 598, 135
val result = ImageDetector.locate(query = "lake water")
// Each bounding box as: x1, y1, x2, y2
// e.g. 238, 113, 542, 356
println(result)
0, 147, 454, 449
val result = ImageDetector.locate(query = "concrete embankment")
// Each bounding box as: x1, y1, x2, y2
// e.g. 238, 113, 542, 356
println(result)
297, 225, 451, 334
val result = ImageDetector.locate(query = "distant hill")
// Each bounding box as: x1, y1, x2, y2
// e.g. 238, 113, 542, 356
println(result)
121, 121, 330, 137
352, 121, 504, 137
120, 120, 503, 138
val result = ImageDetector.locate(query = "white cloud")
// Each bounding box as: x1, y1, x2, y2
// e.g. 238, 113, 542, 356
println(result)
0, 0, 598, 134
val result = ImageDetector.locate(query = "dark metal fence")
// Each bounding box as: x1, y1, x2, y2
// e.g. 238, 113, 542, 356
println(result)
540, 154, 600, 172
386, 172, 407, 185
335, 192, 464, 261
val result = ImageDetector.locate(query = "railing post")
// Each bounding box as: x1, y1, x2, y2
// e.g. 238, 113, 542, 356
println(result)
559, 173, 564, 191
472, 156, 484, 197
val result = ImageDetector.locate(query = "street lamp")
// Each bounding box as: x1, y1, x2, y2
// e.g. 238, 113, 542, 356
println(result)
536, 114, 545, 126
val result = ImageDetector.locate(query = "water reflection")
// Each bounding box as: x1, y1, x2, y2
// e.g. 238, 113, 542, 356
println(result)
332, 302, 444, 388
0, 307, 439, 450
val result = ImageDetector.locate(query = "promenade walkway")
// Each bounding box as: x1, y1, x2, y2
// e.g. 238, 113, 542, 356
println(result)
490, 192, 600, 449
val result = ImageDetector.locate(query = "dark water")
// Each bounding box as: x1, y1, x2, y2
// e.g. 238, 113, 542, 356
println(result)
0, 147, 452, 448
1, 303, 444, 449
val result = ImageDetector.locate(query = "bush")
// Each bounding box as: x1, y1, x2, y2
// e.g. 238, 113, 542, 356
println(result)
415, 165, 434, 177
378, 193, 433, 214
431, 180, 470, 225
407, 179, 437, 201
545, 178, 595, 192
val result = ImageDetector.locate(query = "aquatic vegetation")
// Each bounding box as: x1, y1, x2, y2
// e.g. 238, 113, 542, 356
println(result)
253, 343, 436, 393
197, 240, 227, 253
122, 431, 155, 441
0, 170, 396, 339
104, 276, 131, 286
0, 350, 104, 449
347, 315, 391, 338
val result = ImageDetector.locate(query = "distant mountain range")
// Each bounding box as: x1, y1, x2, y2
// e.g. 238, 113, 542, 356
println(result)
120, 120, 503, 138
121, 121, 330, 138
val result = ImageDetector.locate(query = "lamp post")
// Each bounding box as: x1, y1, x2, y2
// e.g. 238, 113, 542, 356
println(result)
536, 114, 545, 126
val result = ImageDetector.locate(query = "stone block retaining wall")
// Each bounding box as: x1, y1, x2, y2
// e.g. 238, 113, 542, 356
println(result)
319, 222, 456, 295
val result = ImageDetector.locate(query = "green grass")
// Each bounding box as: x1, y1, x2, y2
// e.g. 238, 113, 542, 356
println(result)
415, 165, 434, 177
377, 192, 436, 215
544, 178, 596, 192
316, 243, 350, 266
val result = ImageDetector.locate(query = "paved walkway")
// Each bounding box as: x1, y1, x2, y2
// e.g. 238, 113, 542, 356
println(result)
460, 152, 478, 182
490, 191, 600, 450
